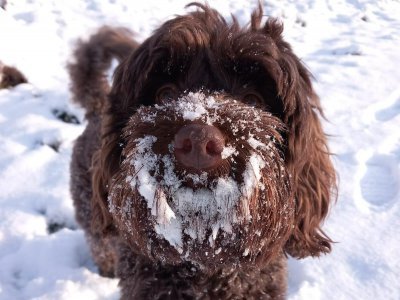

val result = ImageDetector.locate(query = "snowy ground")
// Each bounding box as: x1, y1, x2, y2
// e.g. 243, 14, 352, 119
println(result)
1, 0, 400, 299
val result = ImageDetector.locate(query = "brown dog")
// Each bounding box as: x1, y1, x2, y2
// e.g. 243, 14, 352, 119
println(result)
69, 3, 336, 299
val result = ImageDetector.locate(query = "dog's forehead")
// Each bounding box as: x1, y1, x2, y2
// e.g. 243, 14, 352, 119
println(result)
145, 38, 280, 106
147, 12, 281, 84
127, 7, 290, 118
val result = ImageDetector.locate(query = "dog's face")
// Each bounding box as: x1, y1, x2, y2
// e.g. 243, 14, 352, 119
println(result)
109, 92, 294, 269
93, 3, 336, 272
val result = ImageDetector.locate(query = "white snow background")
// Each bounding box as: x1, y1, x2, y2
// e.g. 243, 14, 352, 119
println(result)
0, 0, 399, 299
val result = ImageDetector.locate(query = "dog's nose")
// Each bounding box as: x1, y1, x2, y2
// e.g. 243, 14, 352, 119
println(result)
174, 124, 225, 171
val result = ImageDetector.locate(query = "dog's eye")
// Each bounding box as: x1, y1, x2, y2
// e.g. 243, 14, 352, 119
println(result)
156, 84, 179, 102
242, 93, 264, 108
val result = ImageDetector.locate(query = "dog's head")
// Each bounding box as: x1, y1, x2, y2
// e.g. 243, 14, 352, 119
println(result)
92, 3, 336, 272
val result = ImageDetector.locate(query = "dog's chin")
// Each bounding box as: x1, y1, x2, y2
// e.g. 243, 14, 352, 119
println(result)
109, 164, 294, 272
121, 185, 281, 272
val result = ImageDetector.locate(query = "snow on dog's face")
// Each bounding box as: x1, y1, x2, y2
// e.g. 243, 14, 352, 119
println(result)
94, 4, 336, 270
108, 92, 295, 271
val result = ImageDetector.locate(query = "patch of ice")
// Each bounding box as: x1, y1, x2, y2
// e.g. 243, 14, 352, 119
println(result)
129, 135, 159, 210
177, 92, 219, 124
186, 172, 208, 185
240, 153, 267, 220
153, 189, 176, 225
247, 153, 266, 182
161, 155, 181, 189
154, 217, 183, 251
221, 144, 236, 159
172, 176, 241, 242
179, 99, 208, 121
248, 136, 267, 150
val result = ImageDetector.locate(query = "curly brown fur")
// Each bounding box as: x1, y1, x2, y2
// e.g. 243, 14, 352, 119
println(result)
117, 242, 287, 299
68, 26, 139, 276
0, 62, 28, 89
68, 26, 139, 116
69, 3, 336, 299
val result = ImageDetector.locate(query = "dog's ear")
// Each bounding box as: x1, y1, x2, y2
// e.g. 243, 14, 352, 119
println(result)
89, 27, 165, 234
283, 89, 337, 258
254, 15, 337, 258
91, 62, 129, 235
81, 30, 139, 235
91, 114, 122, 235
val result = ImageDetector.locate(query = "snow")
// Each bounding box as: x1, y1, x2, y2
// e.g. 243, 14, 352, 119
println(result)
163, 92, 219, 124
1, 0, 399, 299
221, 145, 236, 159
119, 95, 273, 252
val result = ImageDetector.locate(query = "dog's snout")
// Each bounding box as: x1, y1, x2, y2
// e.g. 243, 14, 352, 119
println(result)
174, 124, 224, 171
